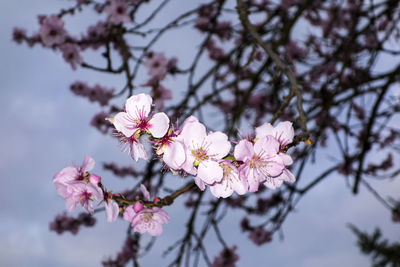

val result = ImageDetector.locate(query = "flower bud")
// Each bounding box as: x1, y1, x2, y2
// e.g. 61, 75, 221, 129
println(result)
133, 201, 143, 213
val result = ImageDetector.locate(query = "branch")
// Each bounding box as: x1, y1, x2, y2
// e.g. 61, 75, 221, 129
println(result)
236, 0, 309, 139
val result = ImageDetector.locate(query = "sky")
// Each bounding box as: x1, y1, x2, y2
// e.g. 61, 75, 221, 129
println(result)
0, 0, 399, 266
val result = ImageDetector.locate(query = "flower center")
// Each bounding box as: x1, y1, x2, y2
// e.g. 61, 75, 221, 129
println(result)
141, 212, 153, 223
192, 147, 208, 162
249, 154, 265, 169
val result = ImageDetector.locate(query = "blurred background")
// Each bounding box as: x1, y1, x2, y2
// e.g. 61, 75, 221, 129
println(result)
1, 0, 399, 266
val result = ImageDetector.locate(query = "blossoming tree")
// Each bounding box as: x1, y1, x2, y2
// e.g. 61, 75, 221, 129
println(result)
14, 0, 400, 266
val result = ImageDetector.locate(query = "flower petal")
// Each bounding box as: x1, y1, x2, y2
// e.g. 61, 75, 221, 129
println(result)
113, 112, 137, 137
197, 160, 223, 184
255, 122, 274, 139
81, 155, 95, 172
148, 112, 169, 138
105, 201, 119, 222
163, 140, 186, 170
180, 121, 207, 149
273, 121, 294, 146
125, 93, 152, 119
140, 184, 151, 201
254, 136, 280, 157
204, 131, 231, 159
234, 139, 254, 161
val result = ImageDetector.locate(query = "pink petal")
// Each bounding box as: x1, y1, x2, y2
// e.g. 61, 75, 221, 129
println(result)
81, 155, 95, 172
234, 139, 254, 161
209, 180, 233, 198
178, 115, 199, 135
133, 202, 143, 213
246, 168, 262, 192
131, 142, 148, 162
123, 205, 136, 222
194, 175, 206, 191
148, 112, 169, 138
273, 121, 294, 146
105, 201, 119, 222
204, 131, 231, 159
180, 121, 207, 149
255, 122, 274, 139
153, 208, 170, 224
163, 140, 186, 170
113, 112, 137, 137
147, 222, 163, 236
140, 184, 151, 201
87, 182, 103, 200
180, 150, 197, 175
125, 93, 152, 119
65, 196, 79, 212
276, 169, 296, 183
254, 136, 280, 157
263, 177, 284, 189
197, 160, 223, 184
279, 153, 293, 166
52, 166, 78, 185
89, 173, 101, 184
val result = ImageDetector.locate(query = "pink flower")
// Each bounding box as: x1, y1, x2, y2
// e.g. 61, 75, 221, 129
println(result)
104, 191, 119, 222
179, 118, 231, 186
39, 16, 66, 46
60, 43, 83, 70
104, 0, 131, 25
234, 137, 285, 192
144, 52, 169, 80
112, 93, 170, 161
209, 160, 247, 198
123, 206, 169, 236
255, 121, 296, 188
65, 181, 103, 213
52, 156, 104, 213
52, 155, 95, 198
211, 246, 239, 267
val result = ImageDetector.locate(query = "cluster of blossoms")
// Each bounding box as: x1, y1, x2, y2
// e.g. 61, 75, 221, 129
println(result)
53, 92, 296, 236
70, 81, 114, 106
52, 155, 170, 236
111, 93, 296, 197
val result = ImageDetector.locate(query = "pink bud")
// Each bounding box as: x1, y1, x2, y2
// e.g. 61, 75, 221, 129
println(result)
153, 198, 160, 203
89, 173, 101, 184
133, 202, 143, 213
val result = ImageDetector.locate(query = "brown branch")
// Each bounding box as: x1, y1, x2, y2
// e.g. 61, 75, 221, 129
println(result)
236, 0, 309, 139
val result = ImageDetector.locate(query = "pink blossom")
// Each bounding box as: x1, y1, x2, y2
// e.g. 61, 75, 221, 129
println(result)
209, 160, 247, 198
133, 201, 143, 213
255, 121, 296, 188
234, 137, 285, 192
104, 0, 131, 25
112, 93, 170, 161
52, 156, 103, 213
52, 155, 95, 198
39, 15, 66, 46
117, 133, 148, 162
105, 200, 119, 222
65, 181, 103, 213
60, 43, 83, 70
144, 52, 169, 80
179, 118, 231, 185
12, 27, 27, 44
123, 205, 169, 236
211, 246, 239, 267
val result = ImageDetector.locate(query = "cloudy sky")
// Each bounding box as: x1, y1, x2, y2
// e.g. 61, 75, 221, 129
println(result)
1, 0, 399, 266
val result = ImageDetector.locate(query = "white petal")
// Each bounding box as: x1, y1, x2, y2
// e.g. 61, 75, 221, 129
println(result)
125, 93, 152, 119
148, 112, 169, 138
197, 160, 223, 184
204, 131, 231, 159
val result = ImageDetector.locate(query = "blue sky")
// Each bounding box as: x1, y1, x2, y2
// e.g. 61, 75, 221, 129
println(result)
1, 0, 399, 266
